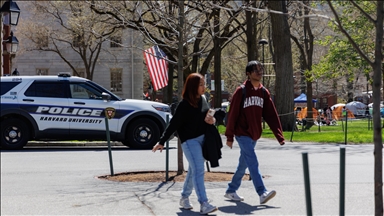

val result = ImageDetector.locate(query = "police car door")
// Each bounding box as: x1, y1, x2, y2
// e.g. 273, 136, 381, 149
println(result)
19, 80, 70, 138
68, 82, 118, 139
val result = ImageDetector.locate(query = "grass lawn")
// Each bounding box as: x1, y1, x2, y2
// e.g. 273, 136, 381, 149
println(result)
217, 118, 383, 144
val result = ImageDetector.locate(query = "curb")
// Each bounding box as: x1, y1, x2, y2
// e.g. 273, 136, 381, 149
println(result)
27, 141, 125, 147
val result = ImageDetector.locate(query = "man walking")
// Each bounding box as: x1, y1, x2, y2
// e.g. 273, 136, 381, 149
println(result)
224, 60, 285, 205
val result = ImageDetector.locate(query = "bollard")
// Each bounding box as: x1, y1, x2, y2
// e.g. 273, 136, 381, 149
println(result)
302, 152, 313, 216
206, 161, 211, 172
344, 113, 348, 144
165, 114, 170, 181
340, 147, 346, 216
104, 116, 114, 176
290, 111, 295, 142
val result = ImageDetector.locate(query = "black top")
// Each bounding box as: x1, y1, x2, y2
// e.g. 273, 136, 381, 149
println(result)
159, 97, 209, 145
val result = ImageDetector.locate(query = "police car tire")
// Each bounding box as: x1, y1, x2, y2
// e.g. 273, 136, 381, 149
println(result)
124, 118, 160, 149
1, 118, 29, 149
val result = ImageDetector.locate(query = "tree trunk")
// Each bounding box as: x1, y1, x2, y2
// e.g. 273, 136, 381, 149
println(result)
305, 81, 314, 129
246, 1, 257, 61
303, 0, 315, 129
213, 6, 222, 108
268, 1, 295, 131
372, 1, 383, 214
177, 0, 185, 175
163, 63, 174, 104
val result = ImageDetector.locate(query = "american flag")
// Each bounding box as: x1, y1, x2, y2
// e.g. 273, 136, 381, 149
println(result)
143, 46, 169, 91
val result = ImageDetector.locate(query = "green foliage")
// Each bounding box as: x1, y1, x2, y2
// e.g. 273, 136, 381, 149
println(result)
313, 1, 374, 81
217, 125, 226, 134
218, 119, 381, 144
263, 119, 381, 144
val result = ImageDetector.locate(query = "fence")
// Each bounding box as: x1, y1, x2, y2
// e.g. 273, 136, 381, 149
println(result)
289, 113, 378, 144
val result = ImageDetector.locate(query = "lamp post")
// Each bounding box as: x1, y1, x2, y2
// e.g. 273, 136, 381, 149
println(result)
0, 0, 20, 25
5, 31, 18, 52
4, 31, 18, 75
259, 39, 268, 129
1, 0, 20, 76
258, 39, 268, 84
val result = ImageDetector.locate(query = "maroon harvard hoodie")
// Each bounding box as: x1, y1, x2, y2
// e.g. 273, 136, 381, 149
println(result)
225, 80, 284, 143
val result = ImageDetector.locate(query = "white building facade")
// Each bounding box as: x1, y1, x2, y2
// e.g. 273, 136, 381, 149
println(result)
12, 2, 144, 100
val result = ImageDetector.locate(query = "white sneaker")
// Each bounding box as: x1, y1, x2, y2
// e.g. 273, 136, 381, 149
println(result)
224, 192, 244, 201
200, 201, 217, 215
179, 197, 193, 210
260, 190, 276, 204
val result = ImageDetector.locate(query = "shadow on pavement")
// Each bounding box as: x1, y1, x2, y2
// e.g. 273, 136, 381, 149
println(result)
174, 202, 280, 215
0, 146, 177, 152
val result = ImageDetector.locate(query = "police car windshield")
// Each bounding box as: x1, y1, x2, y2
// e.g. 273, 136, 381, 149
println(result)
86, 81, 122, 100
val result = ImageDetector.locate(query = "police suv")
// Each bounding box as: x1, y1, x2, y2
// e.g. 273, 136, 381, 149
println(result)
1, 73, 172, 150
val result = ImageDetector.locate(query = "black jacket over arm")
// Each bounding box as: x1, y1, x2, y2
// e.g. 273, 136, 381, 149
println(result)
203, 124, 223, 168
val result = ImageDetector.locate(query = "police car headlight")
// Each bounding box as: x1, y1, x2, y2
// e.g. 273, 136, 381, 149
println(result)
152, 105, 171, 113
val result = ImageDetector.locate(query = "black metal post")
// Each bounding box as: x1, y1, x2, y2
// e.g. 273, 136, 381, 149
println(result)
339, 147, 346, 216
290, 111, 295, 142
345, 111, 348, 144
302, 152, 313, 216
318, 110, 322, 132
105, 117, 114, 176
165, 114, 170, 181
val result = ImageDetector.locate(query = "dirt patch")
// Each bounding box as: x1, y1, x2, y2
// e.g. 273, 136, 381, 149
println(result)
98, 171, 253, 182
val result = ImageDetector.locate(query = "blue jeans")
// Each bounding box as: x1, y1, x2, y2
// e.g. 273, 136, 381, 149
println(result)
181, 134, 208, 204
226, 136, 267, 196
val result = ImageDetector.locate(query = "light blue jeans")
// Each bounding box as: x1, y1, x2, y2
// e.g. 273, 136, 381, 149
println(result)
226, 136, 267, 196
180, 134, 208, 204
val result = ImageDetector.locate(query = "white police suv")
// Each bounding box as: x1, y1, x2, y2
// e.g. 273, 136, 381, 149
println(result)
1, 73, 172, 150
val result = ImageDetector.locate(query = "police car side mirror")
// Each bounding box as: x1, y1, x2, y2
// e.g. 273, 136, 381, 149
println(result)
102, 92, 111, 102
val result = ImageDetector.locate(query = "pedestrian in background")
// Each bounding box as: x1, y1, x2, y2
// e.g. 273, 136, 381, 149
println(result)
224, 60, 285, 205
152, 73, 218, 215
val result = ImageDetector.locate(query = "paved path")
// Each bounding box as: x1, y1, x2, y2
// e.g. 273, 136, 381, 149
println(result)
1, 137, 376, 215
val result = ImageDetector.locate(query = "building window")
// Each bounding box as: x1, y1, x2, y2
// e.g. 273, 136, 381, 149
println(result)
110, 68, 122, 92
110, 35, 122, 48
36, 68, 48, 75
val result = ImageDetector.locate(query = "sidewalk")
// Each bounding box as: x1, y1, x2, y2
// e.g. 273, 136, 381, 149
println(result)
3, 138, 376, 215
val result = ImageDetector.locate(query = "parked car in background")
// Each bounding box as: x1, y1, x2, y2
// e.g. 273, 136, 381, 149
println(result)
1, 73, 172, 150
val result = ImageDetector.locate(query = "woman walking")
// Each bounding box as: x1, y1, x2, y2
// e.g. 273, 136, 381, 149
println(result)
152, 73, 218, 215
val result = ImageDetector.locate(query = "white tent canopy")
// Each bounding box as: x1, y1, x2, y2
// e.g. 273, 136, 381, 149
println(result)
368, 102, 384, 108
345, 101, 367, 116
331, 103, 345, 110
362, 88, 383, 95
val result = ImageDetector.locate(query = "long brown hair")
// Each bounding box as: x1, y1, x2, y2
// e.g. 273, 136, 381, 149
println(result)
182, 73, 203, 108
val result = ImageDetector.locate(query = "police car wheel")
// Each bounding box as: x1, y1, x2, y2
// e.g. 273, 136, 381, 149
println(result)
1, 118, 29, 149
124, 118, 160, 149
